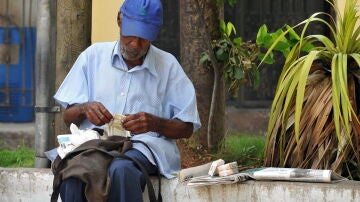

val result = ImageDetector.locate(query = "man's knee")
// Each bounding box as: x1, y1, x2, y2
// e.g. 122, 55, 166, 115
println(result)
108, 158, 146, 190
108, 158, 136, 177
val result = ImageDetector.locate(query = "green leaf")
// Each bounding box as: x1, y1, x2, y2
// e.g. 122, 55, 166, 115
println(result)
258, 52, 275, 64
271, 29, 285, 39
301, 42, 315, 52
337, 53, 351, 140
286, 25, 300, 41
281, 61, 302, 141
294, 51, 318, 141
233, 37, 243, 45
224, 65, 232, 73
331, 54, 342, 144
219, 20, 226, 35
199, 53, 210, 64
216, 48, 228, 61
260, 35, 273, 48
256, 24, 269, 45
234, 67, 244, 79
269, 29, 289, 48
307, 35, 334, 51
273, 40, 291, 51
226, 21, 236, 37
280, 49, 290, 57
218, 39, 229, 47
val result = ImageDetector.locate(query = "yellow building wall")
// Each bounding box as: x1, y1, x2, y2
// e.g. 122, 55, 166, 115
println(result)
337, 0, 345, 11
337, 0, 360, 27
337, 0, 360, 13
91, 0, 124, 43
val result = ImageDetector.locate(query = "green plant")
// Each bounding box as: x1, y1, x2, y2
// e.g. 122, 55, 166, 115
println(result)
200, 20, 260, 96
0, 145, 35, 167
214, 134, 265, 168
256, 24, 314, 64
259, 0, 360, 180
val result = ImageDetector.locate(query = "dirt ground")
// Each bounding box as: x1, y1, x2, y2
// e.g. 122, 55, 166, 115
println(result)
177, 140, 212, 168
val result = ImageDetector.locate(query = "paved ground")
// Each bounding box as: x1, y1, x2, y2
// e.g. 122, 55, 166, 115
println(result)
225, 107, 269, 135
0, 122, 35, 149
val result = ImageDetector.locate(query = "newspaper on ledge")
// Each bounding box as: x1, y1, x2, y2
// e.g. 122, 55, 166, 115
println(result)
186, 167, 347, 187
186, 172, 250, 186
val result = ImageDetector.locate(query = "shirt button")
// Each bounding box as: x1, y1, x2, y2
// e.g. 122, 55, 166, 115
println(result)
120, 92, 125, 96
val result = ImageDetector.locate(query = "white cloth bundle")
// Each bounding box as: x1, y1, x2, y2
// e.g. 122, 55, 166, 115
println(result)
57, 123, 100, 159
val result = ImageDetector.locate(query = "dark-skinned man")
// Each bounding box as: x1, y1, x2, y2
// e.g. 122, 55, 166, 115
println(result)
53, 0, 201, 201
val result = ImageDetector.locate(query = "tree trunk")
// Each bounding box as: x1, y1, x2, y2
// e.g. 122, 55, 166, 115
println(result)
179, 0, 225, 150
54, 0, 92, 136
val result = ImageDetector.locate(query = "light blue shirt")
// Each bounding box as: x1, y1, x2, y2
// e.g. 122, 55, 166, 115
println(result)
54, 41, 201, 178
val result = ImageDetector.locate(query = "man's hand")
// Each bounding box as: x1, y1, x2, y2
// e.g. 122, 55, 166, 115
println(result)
122, 112, 159, 134
64, 102, 113, 127
80, 102, 113, 126
122, 112, 193, 139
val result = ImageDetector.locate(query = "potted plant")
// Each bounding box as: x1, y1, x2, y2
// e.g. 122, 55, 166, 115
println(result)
258, 0, 360, 179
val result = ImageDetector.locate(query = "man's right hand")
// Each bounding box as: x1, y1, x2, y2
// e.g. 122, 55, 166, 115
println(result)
80, 102, 113, 126
64, 102, 113, 126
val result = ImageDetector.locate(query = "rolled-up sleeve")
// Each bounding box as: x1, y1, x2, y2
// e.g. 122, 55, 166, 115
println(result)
166, 65, 201, 131
53, 52, 89, 108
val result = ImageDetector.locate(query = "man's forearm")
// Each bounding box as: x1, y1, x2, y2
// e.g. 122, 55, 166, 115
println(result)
154, 117, 193, 139
63, 104, 86, 127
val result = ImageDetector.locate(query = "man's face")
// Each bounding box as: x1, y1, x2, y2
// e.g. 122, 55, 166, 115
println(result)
120, 34, 150, 61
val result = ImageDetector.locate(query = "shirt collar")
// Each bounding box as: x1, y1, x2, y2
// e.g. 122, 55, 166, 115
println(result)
111, 41, 158, 77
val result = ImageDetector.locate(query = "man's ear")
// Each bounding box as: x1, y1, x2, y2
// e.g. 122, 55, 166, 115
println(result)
117, 12, 121, 28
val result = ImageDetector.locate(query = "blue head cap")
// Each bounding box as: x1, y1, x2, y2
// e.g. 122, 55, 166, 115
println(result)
120, 0, 163, 41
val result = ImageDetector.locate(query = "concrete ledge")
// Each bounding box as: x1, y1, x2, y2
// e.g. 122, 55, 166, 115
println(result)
1, 168, 360, 202
0, 168, 52, 201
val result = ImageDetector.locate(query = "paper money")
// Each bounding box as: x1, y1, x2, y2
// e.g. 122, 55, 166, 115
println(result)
105, 114, 131, 138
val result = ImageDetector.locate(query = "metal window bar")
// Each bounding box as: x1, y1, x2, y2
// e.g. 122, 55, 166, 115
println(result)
0, 0, 35, 121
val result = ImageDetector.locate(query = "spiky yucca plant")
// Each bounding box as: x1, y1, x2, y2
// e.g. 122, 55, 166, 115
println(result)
261, 0, 360, 179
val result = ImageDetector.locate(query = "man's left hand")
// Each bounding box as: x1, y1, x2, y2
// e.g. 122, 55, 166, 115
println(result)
122, 112, 159, 134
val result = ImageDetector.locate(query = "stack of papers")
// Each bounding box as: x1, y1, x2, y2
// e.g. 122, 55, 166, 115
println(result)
180, 165, 347, 187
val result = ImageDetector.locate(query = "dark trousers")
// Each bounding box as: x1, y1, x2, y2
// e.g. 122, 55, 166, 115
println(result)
59, 149, 158, 202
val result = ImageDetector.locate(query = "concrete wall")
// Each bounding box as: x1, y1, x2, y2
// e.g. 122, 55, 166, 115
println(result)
0, 0, 38, 27
1, 168, 360, 202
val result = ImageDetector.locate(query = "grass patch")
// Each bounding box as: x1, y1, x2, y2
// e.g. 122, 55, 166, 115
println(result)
0, 145, 35, 168
214, 133, 265, 169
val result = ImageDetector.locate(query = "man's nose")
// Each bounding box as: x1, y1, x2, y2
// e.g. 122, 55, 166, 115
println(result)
128, 37, 143, 49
